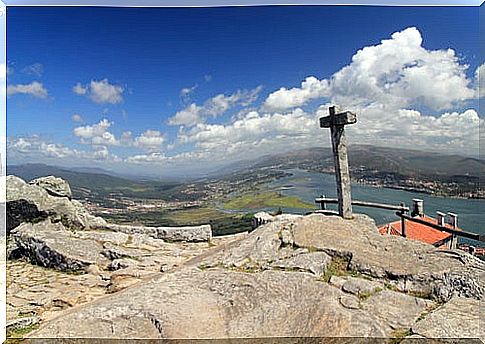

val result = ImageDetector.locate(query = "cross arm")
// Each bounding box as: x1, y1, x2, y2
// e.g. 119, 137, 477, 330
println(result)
320, 111, 357, 128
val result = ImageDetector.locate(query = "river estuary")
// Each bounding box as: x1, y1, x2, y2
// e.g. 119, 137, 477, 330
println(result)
266, 169, 484, 244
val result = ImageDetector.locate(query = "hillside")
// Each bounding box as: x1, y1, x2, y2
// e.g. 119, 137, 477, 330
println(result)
250, 145, 485, 182
8, 146, 484, 203
7, 163, 181, 200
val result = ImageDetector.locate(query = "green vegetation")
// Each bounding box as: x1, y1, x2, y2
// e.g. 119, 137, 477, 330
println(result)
405, 290, 434, 300
232, 258, 262, 273
320, 256, 350, 283
358, 287, 383, 301
100, 206, 253, 237
224, 191, 315, 211
307, 246, 319, 253
388, 328, 412, 344
125, 234, 134, 245
416, 303, 442, 323
384, 283, 435, 300
6, 323, 40, 343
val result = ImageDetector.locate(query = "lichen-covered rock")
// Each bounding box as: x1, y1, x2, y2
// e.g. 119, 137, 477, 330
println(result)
71, 199, 108, 229
9, 207, 485, 340
6, 316, 39, 331
29, 176, 72, 199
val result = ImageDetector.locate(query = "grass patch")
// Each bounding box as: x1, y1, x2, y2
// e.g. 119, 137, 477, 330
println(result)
6, 323, 39, 343
100, 206, 253, 236
307, 246, 319, 253
233, 264, 261, 273
406, 290, 434, 300
416, 302, 442, 323
320, 256, 350, 283
384, 283, 435, 300
228, 257, 262, 274
388, 328, 412, 344
358, 287, 383, 301
224, 191, 315, 211
384, 282, 400, 292
198, 263, 211, 270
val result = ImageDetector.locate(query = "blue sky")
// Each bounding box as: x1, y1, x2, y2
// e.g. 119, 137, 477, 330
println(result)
6, 6, 483, 177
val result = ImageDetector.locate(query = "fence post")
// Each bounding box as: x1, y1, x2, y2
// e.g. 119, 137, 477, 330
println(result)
320, 194, 326, 210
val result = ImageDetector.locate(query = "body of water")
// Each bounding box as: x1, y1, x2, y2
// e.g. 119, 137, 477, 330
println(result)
268, 169, 484, 244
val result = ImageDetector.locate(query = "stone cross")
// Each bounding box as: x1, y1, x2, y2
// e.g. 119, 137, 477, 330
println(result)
319, 106, 357, 219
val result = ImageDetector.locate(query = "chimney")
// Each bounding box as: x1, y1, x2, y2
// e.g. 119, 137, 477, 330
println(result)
436, 211, 446, 226
447, 212, 458, 228
412, 199, 424, 217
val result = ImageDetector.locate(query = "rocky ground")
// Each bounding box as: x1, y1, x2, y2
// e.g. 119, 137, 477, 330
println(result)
6, 175, 243, 338
5, 175, 485, 341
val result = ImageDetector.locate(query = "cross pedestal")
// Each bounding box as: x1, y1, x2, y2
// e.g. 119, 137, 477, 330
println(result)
319, 106, 357, 219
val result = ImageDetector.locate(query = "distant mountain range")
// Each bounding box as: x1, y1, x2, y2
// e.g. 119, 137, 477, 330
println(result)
251, 145, 485, 180
7, 163, 182, 200
8, 145, 484, 199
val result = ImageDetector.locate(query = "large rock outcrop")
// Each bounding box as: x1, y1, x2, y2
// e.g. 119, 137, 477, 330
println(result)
6, 175, 106, 232
29, 176, 72, 199
27, 213, 484, 340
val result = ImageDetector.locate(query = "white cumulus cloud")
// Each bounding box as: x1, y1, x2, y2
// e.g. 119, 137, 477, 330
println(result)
168, 86, 263, 126
263, 77, 330, 111
7, 81, 48, 98
73, 118, 120, 146
9, 136, 120, 162
133, 130, 166, 151
73, 79, 124, 104
264, 27, 475, 112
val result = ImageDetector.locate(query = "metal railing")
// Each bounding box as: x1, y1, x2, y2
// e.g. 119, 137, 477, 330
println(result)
315, 196, 409, 213
314, 195, 484, 243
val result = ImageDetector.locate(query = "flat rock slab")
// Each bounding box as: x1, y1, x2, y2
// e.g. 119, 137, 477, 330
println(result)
341, 277, 383, 296
29, 268, 391, 339
12, 221, 104, 271
190, 220, 305, 270
7, 233, 243, 324
271, 251, 332, 276
412, 297, 484, 341
361, 289, 433, 331
13, 212, 485, 340
105, 223, 212, 242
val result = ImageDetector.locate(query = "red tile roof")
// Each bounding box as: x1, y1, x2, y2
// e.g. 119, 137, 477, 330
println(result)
378, 215, 454, 246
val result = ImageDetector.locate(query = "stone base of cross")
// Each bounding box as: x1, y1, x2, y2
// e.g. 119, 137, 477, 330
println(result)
319, 106, 357, 219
